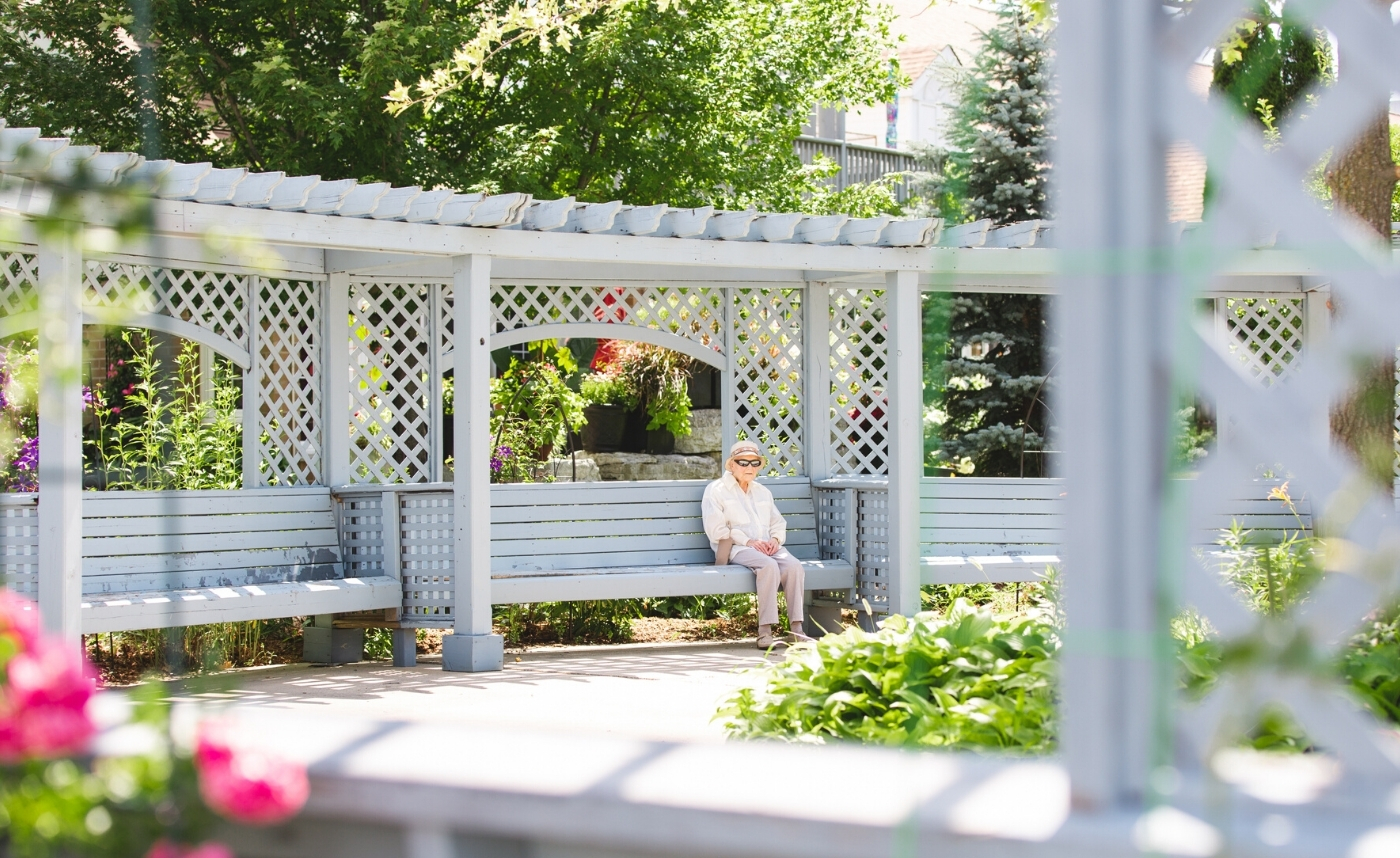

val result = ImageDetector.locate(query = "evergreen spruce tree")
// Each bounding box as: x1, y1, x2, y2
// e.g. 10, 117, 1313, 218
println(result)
924, 3, 1052, 477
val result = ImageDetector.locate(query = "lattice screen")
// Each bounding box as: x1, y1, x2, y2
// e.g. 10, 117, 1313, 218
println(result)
83, 263, 251, 354
0, 500, 38, 595
338, 494, 385, 578
400, 491, 455, 626
253, 278, 321, 486
732, 288, 803, 476
827, 288, 889, 475
347, 281, 436, 484
1214, 297, 1304, 386
0, 252, 37, 322
488, 284, 725, 353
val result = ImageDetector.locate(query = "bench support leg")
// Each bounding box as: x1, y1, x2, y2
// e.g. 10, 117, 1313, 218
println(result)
441, 633, 503, 673
805, 603, 844, 638
303, 615, 364, 664
392, 628, 417, 667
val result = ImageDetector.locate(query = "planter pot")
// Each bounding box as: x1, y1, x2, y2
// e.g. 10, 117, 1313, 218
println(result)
581, 404, 626, 452
646, 428, 675, 455
620, 407, 649, 453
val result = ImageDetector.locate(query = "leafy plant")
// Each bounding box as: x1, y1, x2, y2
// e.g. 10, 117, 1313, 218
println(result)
605, 342, 694, 436
87, 332, 243, 491
579, 370, 634, 408
489, 343, 585, 482
718, 599, 1059, 752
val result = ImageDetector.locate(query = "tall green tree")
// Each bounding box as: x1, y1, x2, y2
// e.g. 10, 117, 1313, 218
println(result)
0, 0, 898, 208
924, 3, 1052, 477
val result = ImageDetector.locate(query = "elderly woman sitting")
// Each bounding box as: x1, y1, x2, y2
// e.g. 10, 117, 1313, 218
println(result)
702, 441, 815, 649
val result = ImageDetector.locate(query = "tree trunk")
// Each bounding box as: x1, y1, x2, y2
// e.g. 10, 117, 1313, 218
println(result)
1327, 107, 1397, 487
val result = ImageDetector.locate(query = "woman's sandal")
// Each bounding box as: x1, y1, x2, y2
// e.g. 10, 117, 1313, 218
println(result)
756, 633, 786, 650
785, 630, 815, 644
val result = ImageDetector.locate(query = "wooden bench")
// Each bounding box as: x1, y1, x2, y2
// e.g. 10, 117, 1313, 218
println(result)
2, 488, 402, 634
330, 478, 856, 663
815, 476, 1314, 592
488, 478, 854, 603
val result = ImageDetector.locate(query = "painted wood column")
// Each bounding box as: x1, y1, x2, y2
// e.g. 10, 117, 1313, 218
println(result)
802, 282, 831, 480
324, 272, 351, 487
443, 254, 503, 672
1056, 0, 1165, 809
37, 227, 84, 640
884, 269, 922, 617
241, 277, 261, 487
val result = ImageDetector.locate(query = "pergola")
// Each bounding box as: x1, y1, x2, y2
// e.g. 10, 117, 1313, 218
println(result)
0, 117, 1326, 672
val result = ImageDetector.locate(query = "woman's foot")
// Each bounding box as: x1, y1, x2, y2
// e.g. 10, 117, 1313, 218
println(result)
756, 632, 786, 649
786, 629, 815, 644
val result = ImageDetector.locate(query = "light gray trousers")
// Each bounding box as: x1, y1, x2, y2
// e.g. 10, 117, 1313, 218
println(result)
729, 546, 805, 626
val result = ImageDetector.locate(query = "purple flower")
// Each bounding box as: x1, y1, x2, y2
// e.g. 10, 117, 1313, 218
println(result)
81, 387, 94, 411
495, 446, 514, 459
490, 457, 503, 474
12, 437, 37, 491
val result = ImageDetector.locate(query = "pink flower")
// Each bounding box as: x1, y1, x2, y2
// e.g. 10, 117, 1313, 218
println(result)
0, 636, 97, 760
0, 589, 40, 649
195, 724, 308, 825
145, 840, 234, 858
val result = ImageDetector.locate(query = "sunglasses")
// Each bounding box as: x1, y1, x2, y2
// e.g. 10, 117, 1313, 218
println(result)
733, 458, 763, 468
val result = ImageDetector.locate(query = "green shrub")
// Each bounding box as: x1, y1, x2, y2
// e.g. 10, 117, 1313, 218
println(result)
718, 600, 1059, 752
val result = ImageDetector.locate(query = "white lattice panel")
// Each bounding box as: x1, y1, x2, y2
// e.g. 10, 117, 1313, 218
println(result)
1158, 0, 1400, 795
347, 281, 434, 484
489, 284, 725, 353
854, 489, 889, 613
1215, 296, 1303, 386
253, 278, 321, 486
84, 263, 250, 352
0, 501, 38, 596
732, 288, 804, 476
827, 288, 888, 475
400, 492, 454, 627
0, 252, 37, 320
338, 495, 385, 578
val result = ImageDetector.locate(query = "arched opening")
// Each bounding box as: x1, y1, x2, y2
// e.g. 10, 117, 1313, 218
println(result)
443, 329, 726, 483
0, 324, 246, 492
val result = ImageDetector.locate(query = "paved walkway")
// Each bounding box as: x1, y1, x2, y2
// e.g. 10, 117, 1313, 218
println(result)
181, 640, 780, 743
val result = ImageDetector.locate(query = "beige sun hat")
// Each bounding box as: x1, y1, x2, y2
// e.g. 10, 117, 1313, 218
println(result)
725, 440, 767, 471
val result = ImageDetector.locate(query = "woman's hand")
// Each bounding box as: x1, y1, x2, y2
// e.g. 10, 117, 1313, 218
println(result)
753, 539, 780, 556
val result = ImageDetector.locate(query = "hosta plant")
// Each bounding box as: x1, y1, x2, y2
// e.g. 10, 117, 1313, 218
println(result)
718, 600, 1059, 752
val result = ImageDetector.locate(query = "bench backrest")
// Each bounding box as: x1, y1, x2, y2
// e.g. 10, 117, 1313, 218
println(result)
79, 488, 343, 595
918, 477, 1312, 558
491, 478, 819, 573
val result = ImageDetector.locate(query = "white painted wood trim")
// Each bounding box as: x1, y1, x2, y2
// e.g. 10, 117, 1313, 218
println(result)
36, 229, 84, 640
483, 323, 725, 371
381, 491, 401, 582
453, 254, 492, 636
242, 278, 262, 487
721, 286, 737, 458
0, 310, 252, 368
884, 270, 922, 617
324, 273, 351, 486
429, 284, 445, 482
803, 282, 831, 480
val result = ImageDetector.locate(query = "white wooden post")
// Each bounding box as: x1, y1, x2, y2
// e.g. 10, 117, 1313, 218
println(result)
442, 255, 503, 672
324, 272, 351, 486
37, 228, 84, 640
803, 283, 831, 480
721, 286, 737, 457
884, 269, 922, 617
242, 277, 261, 487
1056, 0, 1164, 809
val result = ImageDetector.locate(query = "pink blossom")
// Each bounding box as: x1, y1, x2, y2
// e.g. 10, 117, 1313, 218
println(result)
145, 840, 234, 858
0, 589, 40, 649
195, 724, 308, 825
0, 635, 97, 760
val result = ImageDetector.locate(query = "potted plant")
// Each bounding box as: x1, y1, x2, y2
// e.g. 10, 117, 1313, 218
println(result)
612, 342, 694, 454
489, 343, 585, 481
579, 370, 632, 452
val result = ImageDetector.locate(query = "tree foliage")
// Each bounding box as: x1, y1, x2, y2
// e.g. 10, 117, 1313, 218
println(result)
1211, 3, 1331, 137
924, 3, 1052, 477
0, 0, 899, 208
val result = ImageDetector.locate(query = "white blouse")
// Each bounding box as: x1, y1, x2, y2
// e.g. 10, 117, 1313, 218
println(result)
700, 472, 787, 549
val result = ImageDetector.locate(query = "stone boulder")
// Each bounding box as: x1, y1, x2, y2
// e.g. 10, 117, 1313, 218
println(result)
674, 408, 722, 455
591, 452, 721, 481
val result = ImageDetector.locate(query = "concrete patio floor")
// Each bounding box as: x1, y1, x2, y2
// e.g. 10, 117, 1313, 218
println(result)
176, 640, 783, 743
